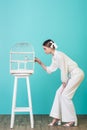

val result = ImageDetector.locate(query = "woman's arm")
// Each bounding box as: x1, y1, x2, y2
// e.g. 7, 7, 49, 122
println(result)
35, 57, 47, 71
35, 57, 58, 73
59, 55, 68, 83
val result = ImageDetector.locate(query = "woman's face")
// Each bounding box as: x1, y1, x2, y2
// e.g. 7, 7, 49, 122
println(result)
43, 46, 51, 54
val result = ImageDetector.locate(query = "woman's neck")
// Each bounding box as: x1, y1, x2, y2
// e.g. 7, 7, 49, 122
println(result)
51, 49, 55, 55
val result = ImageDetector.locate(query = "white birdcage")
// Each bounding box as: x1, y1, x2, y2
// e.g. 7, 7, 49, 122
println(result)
10, 42, 35, 75
10, 42, 35, 128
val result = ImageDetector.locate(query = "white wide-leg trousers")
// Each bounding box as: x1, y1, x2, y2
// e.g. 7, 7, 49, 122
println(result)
50, 68, 84, 124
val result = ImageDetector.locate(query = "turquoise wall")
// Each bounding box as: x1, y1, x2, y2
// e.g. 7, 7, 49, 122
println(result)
0, 0, 87, 114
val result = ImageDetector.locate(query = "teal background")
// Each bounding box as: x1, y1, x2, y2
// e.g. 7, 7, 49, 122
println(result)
0, 0, 87, 114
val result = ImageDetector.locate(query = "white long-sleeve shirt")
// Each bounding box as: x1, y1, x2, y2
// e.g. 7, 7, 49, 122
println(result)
46, 50, 78, 82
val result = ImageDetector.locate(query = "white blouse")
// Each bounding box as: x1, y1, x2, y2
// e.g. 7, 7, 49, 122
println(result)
46, 50, 78, 82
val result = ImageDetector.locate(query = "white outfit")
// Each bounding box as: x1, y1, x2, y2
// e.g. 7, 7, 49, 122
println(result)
46, 50, 84, 124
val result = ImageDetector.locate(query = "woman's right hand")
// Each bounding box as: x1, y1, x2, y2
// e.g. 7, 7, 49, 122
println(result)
35, 57, 47, 71
35, 57, 42, 64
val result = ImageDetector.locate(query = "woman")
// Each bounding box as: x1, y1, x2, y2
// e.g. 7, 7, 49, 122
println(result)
35, 39, 84, 127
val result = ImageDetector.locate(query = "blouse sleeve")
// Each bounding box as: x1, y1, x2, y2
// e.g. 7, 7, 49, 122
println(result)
46, 59, 58, 74
59, 55, 68, 83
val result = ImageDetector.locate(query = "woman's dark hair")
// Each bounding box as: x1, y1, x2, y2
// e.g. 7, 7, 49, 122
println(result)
43, 39, 55, 49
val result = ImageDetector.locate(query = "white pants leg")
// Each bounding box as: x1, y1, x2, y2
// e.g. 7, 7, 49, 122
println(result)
50, 68, 84, 124
50, 85, 63, 119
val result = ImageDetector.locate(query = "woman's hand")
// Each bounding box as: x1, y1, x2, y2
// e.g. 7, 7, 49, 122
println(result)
35, 57, 42, 64
62, 82, 66, 88
34, 57, 47, 71
61, 82, 67, 94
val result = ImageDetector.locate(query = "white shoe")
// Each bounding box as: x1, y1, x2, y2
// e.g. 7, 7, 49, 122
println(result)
63, 121, 77, 127
48, 123, 53, 126
48, 120, 61, 126
74, 121, 78, 126
57, 120, 61, 125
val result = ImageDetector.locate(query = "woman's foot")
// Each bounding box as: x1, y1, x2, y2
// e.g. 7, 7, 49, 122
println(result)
63, 122, 75, 127
48, 118, 61, 126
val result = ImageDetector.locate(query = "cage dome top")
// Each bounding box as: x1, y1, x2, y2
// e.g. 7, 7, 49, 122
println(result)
10, 42, 34, 52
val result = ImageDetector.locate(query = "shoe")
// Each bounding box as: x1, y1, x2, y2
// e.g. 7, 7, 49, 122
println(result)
48, 119, 61, 126
74, 120, 78, 126
63, 122, 76, 127
57, 120, 61, 125
48, 123, 54, 126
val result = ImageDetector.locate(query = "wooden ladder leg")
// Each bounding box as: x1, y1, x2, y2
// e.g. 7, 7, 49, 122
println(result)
26, 76, 34, 128
10, 76, 18, 128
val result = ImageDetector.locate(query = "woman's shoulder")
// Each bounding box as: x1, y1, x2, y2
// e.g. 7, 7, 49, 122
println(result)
55, 50, 65, 59
56, 50, 64, 56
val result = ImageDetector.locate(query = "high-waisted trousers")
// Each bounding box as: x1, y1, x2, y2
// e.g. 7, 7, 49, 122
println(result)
50, 68, 84, 125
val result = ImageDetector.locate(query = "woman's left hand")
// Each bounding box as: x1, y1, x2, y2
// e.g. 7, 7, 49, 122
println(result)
62, 82, 66, 87
61, 82, 67, 94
